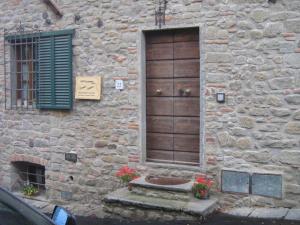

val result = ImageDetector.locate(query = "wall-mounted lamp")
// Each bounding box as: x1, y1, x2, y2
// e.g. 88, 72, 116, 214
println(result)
216, 92, 225, 103
97, 19, 103, 28
74, 14, 81, 23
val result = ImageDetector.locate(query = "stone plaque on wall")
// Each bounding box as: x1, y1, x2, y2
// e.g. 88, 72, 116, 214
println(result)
222, 170, 250, 194
75, 76, 101, 100
252, 173, 282, 198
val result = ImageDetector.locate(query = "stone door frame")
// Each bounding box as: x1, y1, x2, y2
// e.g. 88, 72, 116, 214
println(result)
138, 25, 206, 171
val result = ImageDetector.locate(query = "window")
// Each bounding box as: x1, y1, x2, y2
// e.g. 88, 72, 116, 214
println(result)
12, 162, 46, 193
4, 29, 74, 110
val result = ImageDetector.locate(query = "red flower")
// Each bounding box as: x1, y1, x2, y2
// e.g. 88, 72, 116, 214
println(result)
116, 166, 140, 183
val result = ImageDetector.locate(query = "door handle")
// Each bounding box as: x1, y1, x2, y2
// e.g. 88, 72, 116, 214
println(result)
184, 89, 191, 95
156, 89, 162, 95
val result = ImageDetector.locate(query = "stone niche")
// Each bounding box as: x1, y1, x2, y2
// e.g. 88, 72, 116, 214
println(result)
11, 161, 46, 195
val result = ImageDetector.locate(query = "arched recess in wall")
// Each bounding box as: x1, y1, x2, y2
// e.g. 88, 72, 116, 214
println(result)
10, 154, 48, 194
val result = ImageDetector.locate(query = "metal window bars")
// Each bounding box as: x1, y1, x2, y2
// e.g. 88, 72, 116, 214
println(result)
4, 23, 40, 110
20, 165, 46, 191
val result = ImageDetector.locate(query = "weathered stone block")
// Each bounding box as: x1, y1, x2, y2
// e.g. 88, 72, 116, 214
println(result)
286, 209, 300, 221
206, 53, 233, 63
285, 95, 300, 105
259, 124, 280, 132
249, 208, 288, 219
250, 30, 263, 39
284, 54, 300, 68
238, 21, 254, 30
267, 95, 282, 107
217, 132, 236, 147
95, 140, 108, 148
206, 27, 229, 40
250, 9, 269, 23
236, 137, 252, 150
230, 127, 248, 136
260, 140, 298, 149
293, 110, 300, 120
249, 108, 269, 116
278, 151, 300, 166
268, 77, 295, 90
239, 116, 255, 129
271, 108, 291, 117
285, 122, 300, 134
285, 19, 300, 33
264, 23, 283, 38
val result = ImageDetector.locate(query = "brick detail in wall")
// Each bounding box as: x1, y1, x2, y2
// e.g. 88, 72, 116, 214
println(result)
10, 153, 48, 166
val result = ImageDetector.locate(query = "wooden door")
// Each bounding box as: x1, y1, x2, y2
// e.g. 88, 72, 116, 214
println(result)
146, 28, 200, 165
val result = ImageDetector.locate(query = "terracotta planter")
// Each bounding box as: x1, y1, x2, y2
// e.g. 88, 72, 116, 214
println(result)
193, 190, 210, 199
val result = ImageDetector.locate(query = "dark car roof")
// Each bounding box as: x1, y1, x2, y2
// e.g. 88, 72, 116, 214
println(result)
0, 186, 55, 225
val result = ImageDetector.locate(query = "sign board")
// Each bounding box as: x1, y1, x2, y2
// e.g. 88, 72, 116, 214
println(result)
75, 76, 101, 100
65, 152, 77, 163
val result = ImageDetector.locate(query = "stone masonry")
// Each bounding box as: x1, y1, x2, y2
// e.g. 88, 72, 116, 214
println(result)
0, 0, 300, 216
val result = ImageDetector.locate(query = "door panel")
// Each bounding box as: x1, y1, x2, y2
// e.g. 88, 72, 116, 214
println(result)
174, 78, 199, 97
174, 152, 199, 163
146, 61, 173, 79
146, 31, 173, 44
174, 59, 199, 78
174, 29, 199, 42
147, 97, 173, 116
146, 28, 200, 165
147, 116, 173, 133
174, 117, 199, 134
147, 150, 173, 161
174, 98, 199, 116
147, 133, 173, 150
174, 134, 199, 152
174, 42, 199, 59
146, 43, 173, 60
147, 79, 173, 97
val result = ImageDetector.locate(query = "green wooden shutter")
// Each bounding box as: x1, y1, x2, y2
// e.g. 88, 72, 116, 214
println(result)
37, 29, 74, 110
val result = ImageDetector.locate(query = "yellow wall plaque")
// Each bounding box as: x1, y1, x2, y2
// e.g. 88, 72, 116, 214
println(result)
75, 76, 101, 100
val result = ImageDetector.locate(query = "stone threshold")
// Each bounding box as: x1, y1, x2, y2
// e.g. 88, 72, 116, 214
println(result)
104, 188, 218, 217
225, 207, 300, 221
130, 176, 194, 193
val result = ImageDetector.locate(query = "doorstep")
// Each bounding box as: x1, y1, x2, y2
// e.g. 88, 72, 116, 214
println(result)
104, 188, 218, 217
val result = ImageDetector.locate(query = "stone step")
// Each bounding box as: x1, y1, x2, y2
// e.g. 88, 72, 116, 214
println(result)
104, 188, 218, 220
130, 176, 193, 193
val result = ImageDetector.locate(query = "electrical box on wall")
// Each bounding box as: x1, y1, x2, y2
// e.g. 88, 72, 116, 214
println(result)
115, 80, 124, 90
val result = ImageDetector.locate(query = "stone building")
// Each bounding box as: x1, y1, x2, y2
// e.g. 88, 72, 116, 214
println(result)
0, 0, 300, 217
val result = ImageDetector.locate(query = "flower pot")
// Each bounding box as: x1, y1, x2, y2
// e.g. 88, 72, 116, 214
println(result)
194, 190, 210, 199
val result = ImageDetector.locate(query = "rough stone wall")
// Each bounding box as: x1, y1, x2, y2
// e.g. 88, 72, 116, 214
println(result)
0, 0, 299, 215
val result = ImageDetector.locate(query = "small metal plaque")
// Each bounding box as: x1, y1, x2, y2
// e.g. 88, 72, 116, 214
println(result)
222, 170, 250, 194
65, 153, 77, 163
252, 173, 282, 198
61, 191, 72, 200
75, 76, 101, 100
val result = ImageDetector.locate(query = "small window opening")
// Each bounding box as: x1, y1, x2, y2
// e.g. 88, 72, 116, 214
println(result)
11, 162, 46, 194
4, 28, 40, 110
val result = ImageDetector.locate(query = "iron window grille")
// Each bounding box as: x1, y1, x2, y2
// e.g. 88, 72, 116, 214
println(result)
4, 26, 40, 110
12, 162, 46, 193
4, 24, 74, 110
